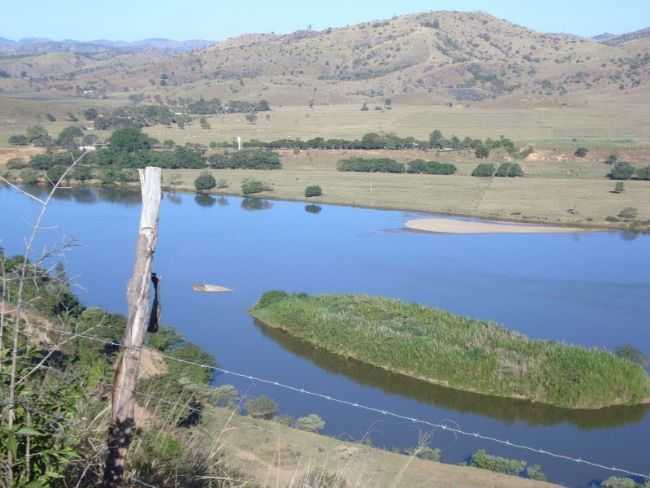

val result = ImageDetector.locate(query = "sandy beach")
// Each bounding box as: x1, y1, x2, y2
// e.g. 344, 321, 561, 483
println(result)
405, 217, 588, 234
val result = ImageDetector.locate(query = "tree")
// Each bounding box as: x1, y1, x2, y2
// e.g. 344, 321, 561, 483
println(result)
46, 165, 67, 184
295, 414, 325, 432
475, 144, 490, 159
360, 102, 369, 111
109, 128, 156, 153
57, 126, 84, 148
199, 117, 211, 130
241, 178, 265, 195
245, 112, 258, 124
25, 126, 47, 142
83, 108, 99, 121
19, 169, 38, 184
305, 185, 322, 197
574, 147, 589, 158
7, 158, 28, 169
72, 165, 93, 182
8, 135, 28, 146
429, 130, 444, 148
613, 182, 624, 193
245, 395, 278, 419
608, 162, 635, 180
472, 163, 496, 177
194, 172, 216, 193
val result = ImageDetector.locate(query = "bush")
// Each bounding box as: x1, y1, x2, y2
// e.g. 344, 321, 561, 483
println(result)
257, 291, 290, 308
636, 166, 650, 180
618, 207, 638, 220
613, 182, 625, 193
46, 165, 67, 183
601, 477, 639, 488
245, 395, 278, 419
615, 345, 646, 365
609, 162, 636, 180
606, 154, 618, 165
295, 414, 325, 432
305, 185, 322, 197
8, 134, 29, 145
575, 147, 589, 158
19, 169, 39, 185
7, 157, 28, 169
475, 144, 490, 159
472, 163, 496, 177
407, 160, 456, 175
469, 450, 526, 476
71, 166, 93, 182
495, 162, 524, 177
241, 178, 266, 195
337, 157, 404, 173
525, 465, 546, 481
410, 447, 441, 462
194, 172, 216, 192
209, 149, 281, 170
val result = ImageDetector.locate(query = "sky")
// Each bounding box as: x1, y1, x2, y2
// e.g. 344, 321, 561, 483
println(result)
2, 0, 649, 42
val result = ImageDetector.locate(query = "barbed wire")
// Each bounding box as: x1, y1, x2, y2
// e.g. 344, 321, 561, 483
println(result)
16, 321, 648, 482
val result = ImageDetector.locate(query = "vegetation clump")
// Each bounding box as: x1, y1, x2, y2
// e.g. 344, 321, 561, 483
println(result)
194, 172, 217, 192
241, 178, 268, 195
469, 450, 527, 476
251, 293, 650, 408
337, 157, 405, 173
208, 149, 281, 170
406, 160, 457, 175
305, 185, 323, 197
495, 162, 524, 177
471, 163, 496, 177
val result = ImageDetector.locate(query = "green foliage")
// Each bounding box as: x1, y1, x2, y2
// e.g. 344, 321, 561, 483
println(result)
615, 345, 646, 365
26, 126, 51, 146
408, 447, 441, 462
636, 166, 650, 180
251, 293, 650, 408
19, 169, 39, 185
609, 162, 636, 180
475, 144, 490, 159
8, 134, 29, 146
337, 157, 405, 173
524, 464, 546, 481
305, 185, 322, 197
407, 160, 457, 175
209, 149, 282, 170
245, 395, 278, 419
614, 181, 625, 193
472, 163, 496, 177
71, 165, 93, 182
194, 172, 217, 192
295, 414, 326, 432
601, 477, 640, 488
574, 147, 589, 158
109, 127, 157, 153
258, 291, 291, 308
7, 157, 28, 170
469, 450, 526, 476
56, 126, 84, 148
46, 165, 67, 183
83, 107, 98, 120
495, 162, 524, 177
241, 178, 267, 195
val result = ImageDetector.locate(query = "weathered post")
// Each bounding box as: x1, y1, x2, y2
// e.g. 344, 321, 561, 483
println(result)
103, 167, 162, 487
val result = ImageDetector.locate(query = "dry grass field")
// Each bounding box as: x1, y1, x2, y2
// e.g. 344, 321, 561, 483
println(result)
202, 405, 556, 488
157, 148, 650, 229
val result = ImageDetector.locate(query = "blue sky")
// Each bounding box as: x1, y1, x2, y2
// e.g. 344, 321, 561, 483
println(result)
2, 0, 649, 41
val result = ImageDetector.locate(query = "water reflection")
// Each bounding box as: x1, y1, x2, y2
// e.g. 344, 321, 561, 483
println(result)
195, 194, 216, 207
255, 320, 650, 430
305, 204, 322, 214
166, 192, 183, 205
217, 196, 229, 206
241, 198, 273, 211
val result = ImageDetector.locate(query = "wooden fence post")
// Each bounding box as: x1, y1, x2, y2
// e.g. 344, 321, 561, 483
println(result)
103, 167, 162, 487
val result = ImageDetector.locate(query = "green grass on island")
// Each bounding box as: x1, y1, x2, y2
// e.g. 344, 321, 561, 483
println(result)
250, 292, 650, 409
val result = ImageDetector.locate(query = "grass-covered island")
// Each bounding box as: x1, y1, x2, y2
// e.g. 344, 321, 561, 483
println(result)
251, 292, 650, 409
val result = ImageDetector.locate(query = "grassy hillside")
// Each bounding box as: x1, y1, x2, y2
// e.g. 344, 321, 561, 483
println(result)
1, 11, 648, 104
251, 293, 650, 409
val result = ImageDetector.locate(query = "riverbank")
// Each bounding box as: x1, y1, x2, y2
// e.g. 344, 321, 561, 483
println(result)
251, 292, 650, 410
405, 217, 589, 234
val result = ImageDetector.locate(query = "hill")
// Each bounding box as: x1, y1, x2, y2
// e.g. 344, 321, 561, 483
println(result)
0, 37, 214, 55
0, 11, 648, 105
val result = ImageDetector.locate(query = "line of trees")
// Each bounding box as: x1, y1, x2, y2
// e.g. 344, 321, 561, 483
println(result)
472, 162, 524, 177
208, 149, 281, 170
337, 157, 458, 175
608, 162, 650, 180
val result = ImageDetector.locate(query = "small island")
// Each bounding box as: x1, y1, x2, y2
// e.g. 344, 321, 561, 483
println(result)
251, 292, 650, 410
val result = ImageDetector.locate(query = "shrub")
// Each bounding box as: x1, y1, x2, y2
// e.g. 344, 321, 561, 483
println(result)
273, 415, 294, 426
295, 414, 325, 432
71, 165, 93, 182
194, 172, 216, 192
46, 165, 67, 183
472, 163, 496, 177
475, 144, 490, 159
337, 157, 404, 173
410, 447, 441, 462
606, 154, 618, 165
613, 182, 625, 193
8, 134, 29, 146
601, 477, 639, 488
245, 395, 278, 419
495, 162, 524, 177
241, 178, 266, 195
525, 465, 546, 481
257, 291, 290, 308
305, 185, 322, 197
636, 166, 650, 180
575, 147, 589, 158
209, 149, 281, 170
609, 162, 636, 180
469, 450, 526, 476
19, 169, 39, 185
407, 160, 456, 175
618, 207, 638, 220
614, 345, 646, 365
7, 157, 28, 169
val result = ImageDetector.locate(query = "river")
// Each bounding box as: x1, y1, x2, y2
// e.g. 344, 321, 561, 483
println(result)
1, 184, 649, 487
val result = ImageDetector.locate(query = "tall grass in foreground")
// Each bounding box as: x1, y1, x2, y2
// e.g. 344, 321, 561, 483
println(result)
251, 292, 650, 409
